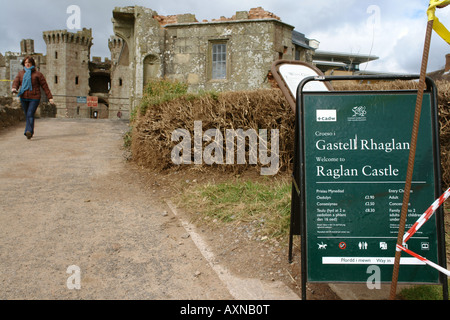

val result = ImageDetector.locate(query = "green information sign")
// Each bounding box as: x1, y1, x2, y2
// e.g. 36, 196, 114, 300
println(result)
302, 91, 441, 283
286, 74, 449, 300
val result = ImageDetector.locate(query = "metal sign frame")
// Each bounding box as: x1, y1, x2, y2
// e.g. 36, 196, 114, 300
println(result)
271, 60, 332, 112
290, 74, 447, 300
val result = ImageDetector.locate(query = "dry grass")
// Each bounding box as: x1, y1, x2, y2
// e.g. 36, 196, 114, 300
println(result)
131, 82, 294, 174
131, 79, 450, 187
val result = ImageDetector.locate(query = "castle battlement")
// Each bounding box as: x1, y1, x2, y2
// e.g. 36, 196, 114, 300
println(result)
108, 36, 125, 50
43, 28, 93, 47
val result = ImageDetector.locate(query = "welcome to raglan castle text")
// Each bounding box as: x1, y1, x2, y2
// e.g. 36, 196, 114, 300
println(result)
314, 133, 410, 180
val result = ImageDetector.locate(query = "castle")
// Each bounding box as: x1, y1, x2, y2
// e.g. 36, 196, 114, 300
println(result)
0, 28, 128, 119
0, 6, 377, 120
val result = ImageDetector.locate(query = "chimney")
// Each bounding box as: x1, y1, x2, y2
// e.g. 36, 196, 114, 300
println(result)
445, 53, 450, 72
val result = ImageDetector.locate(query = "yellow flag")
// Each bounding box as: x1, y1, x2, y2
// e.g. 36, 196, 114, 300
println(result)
427, 0, 450, 44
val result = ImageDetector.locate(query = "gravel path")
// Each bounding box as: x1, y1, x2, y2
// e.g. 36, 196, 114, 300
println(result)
0, 118, 233, 299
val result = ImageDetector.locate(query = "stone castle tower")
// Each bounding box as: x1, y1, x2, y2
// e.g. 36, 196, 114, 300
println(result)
43, 28, 93, 117
108, 36, 130, 119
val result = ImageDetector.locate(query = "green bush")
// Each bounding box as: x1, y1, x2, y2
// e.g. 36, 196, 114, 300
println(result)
139, 79, 188, 115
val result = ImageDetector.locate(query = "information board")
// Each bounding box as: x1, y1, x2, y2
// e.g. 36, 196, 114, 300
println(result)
87, 96, 98, 108
278, 64, 330, 96
77, 96, 87, 104
270, 60, 332, 112
302, 92, 441, 283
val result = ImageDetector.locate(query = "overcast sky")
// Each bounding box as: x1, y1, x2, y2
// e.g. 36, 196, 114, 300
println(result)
1, 0, 449, 74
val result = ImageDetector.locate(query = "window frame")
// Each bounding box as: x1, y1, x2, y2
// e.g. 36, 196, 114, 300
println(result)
208, 40, 229, 81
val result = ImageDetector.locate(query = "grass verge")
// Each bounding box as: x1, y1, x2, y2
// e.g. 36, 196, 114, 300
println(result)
399, 281, 449, 300
180, 177, 292, 242
398, 206, 450, 300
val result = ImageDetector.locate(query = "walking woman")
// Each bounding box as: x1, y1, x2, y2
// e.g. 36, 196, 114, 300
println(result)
11, 56, 54, 139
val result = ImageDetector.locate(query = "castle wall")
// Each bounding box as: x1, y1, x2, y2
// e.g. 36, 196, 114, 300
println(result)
163, 19, 296, 92
0, 41, 47, 117
2, 6, 314, 121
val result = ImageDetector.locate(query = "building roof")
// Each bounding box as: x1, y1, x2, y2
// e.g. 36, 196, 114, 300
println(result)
313, 50, 378, 65
313, 50, 379, 72
292, 30, 315, 50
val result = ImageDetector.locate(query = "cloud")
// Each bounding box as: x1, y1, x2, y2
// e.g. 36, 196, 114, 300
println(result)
304, 1, 450, 73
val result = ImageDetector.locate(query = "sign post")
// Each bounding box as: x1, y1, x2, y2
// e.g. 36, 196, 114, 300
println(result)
271, 60, 332, 262
291, 74, 447, 300
271, 60, 331, 113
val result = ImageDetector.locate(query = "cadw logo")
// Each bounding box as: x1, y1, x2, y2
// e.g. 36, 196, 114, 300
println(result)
316, 109, 337, 122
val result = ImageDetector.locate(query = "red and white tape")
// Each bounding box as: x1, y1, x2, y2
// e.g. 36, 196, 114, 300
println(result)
396, 244, 450, 277
396, 187, 450, 276
403, 187, 450, 244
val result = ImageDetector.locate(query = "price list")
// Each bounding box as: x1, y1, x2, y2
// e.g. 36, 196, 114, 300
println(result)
313, 187, 425, 237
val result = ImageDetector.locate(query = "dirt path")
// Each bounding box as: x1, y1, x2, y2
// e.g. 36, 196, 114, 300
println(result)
0, 118, 311, 301
0, 118, 238, 299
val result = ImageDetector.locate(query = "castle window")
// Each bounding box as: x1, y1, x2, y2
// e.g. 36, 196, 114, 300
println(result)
55, 51, 58, 59
75, 76, 79, 85
55, 75, 58, 84
211, 43, 227, 80
119, 78, 123, 86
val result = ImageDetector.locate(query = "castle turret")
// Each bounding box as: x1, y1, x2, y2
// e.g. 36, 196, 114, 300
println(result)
20, 39, 35, 56
43, 28, 93, 118
108, 36, 130, 119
